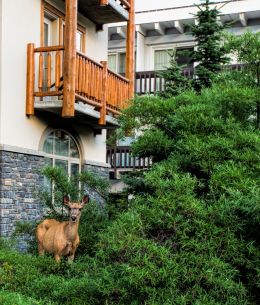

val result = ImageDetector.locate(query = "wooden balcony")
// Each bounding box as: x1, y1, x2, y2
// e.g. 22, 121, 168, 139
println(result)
26, 44, 130, 127
106, 146, 152, 179
26, 0, 135, 128
77, 0, 130, 25
135, 64, 244, 95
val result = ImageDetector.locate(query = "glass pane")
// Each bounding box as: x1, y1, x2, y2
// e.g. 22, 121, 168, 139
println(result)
55, 131, 69, 157
176, 48, 193, 68
43, 132, 54, 154
71, 163, 80, 178
70, 138, 80, 158
44, 23, 49, 47
108, 54, 117, 72
119, 53, 126, 74
154, 49, 172, 70
76, 31, 82, 51
55, 159, 68, 173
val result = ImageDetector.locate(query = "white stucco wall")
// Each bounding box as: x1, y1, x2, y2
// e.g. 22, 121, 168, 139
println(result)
109, 0, 260, 72
0, 0, 109, 165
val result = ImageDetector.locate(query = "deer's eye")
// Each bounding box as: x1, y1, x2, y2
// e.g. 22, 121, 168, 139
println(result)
79, 208, 82, 211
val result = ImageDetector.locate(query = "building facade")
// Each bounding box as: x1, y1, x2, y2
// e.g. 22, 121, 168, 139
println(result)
0, 0, 135, 237
105, 0, 260, 180
108, 0, 260, 93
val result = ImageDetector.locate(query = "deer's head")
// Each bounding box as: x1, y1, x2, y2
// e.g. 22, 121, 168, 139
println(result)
63, 195, 89, 223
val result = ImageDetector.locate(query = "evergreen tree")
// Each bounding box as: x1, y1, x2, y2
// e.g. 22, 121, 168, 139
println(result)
159, 50, 191, 98
191, 0, 228, 90
225, 31, 260, 127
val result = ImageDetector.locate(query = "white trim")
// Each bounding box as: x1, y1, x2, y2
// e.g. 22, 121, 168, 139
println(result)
0, 144, 111, 169
0, 144, 44, 157
84, 159, 111, 168
151, 43, 195, 70
108, 50, 127, 74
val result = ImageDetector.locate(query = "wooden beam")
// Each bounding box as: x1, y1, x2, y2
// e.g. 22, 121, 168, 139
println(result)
136, 25, 146, 36
99, 61, 108, 125
100, 0, 109, 6
26, 43, 35, 116
174, 21, 184, 34
126, 0, 135, 99
239, 13, 247, 27
40, 0, 44, 47
154, 22, 165, 36
62, 0, 77, 117
116, 27, 126, 39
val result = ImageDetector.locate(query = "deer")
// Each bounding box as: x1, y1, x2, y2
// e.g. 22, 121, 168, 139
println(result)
36, 195, 89, 263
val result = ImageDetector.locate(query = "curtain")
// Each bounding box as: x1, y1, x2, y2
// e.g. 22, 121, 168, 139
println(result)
108, 54, 117, 72
154, 49, 172, 70
119, 53, 126, 74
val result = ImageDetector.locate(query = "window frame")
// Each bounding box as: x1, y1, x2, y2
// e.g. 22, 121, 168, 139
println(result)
41, 0, 86, 52
42, 129, 82, 178
152, 43, 196, 70
108, 51, 127, 74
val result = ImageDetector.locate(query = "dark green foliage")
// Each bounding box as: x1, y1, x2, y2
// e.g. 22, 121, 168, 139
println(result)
191, 0, 228, 90
39, 166, 109, 220
159, 50, 191, 98
1, 75, 260, 304
225, 31, 260, 127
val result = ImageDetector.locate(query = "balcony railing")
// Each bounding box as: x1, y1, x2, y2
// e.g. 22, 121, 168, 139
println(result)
26, 44, 130, 125
135, 64, 244, 95
107, 146, 152, 178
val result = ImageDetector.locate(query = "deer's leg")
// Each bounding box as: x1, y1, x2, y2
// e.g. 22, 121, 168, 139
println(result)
54, 253, 61, 263
38, 243, 45, 256
67, 242, 79, 263
67, 254, 75, 264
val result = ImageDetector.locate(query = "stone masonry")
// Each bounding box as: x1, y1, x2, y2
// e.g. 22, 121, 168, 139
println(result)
83, 163, 110, 205
0, 150, 45, 237
0, 150, 110, 239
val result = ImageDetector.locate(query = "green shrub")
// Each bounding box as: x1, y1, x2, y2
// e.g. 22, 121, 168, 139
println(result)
1, 75, 259, 304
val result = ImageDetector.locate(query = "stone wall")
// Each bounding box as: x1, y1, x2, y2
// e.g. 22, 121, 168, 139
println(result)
0, 150, 110, 239
83, 163, 110, 205
0, 150, 45, 238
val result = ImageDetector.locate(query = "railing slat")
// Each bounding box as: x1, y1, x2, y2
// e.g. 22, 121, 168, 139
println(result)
47, 52, 51, 90
38, 53, 43, 92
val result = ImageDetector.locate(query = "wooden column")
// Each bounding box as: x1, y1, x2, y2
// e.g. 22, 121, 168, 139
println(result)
62, 0, 77, 117
26, 43, 35, 116
126, 0, 135, 99
99, 61, 108, 125
100, 0, 109, 5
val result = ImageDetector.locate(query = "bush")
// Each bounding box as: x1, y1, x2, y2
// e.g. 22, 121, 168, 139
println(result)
1, 76, 259, 304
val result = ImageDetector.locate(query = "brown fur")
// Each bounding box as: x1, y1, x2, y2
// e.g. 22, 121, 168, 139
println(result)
36, 195, 89, 263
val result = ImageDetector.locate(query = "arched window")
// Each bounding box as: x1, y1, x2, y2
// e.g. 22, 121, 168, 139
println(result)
42, 130, 81, 177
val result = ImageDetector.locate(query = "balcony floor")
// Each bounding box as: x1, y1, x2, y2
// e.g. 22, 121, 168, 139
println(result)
66, 0, 129, 24
34, 100, 119, 129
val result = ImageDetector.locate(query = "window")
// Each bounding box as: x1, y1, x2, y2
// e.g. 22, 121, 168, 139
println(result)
42, 130, 81, 178
176, 48, 193, 68
108, 54, 117, 72
43, 2, 86, 52
154, 49, 173, 70
119, 53, 126, 74
154, 47, 194, 70
108, 52, 126, 74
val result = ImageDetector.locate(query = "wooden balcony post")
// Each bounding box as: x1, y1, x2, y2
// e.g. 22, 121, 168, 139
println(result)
62, 0, 77, 117
126, 0, 135, 99
26, 43, 35, 116
100, 0, 109, 5
99, 61, 108, 125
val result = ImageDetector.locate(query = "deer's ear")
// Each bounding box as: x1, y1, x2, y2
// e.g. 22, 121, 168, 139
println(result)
81, 194, 89, 206
63, 195, 70, 206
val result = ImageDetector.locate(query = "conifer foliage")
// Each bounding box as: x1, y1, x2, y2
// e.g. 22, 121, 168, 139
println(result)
191, 0, 228, 90
159, 50, 191, 98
